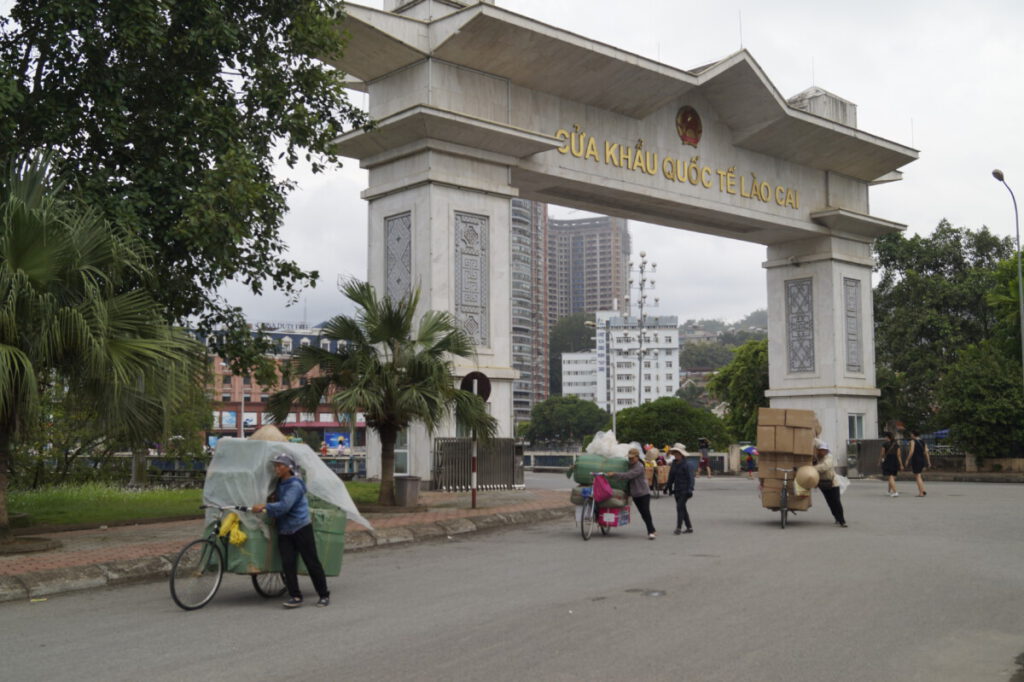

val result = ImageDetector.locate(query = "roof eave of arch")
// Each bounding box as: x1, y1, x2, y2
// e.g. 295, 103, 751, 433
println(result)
333, 3, 918, 181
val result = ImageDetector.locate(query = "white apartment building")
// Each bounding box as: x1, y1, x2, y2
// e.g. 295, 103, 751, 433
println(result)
563, 310, 680, 412
561, 351, 597, 403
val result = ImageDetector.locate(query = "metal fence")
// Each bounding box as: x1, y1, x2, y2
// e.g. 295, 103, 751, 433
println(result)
432, 438, 524, 491
848, 440, 967, 476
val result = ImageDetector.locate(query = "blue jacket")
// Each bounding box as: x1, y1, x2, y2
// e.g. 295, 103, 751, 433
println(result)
264, 476, 311, 535
665, 458, 694, 496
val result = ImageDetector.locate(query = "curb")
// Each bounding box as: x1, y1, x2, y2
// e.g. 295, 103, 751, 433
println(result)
0, 506, 573, 604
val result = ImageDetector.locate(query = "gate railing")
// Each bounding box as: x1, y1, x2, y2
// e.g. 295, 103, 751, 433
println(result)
432, 438, 524, 491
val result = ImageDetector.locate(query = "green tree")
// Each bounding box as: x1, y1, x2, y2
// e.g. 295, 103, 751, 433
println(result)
679, 341, 734, 372
613, 397, 731, 451
874, 221, 1012, 430
267, 280, 496, 506
0, 0, 372, 371
985, 258, 1024, 360
0, 153, 204, 543
719, 327, 767, 347
548, 312, 594, 395
936, 341, 1024, 457
523, 395, 609, 446
737, 309, 768, 330
706, 339, 769, 442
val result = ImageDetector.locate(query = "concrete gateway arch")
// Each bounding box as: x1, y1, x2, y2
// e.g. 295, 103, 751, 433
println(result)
328, 0, 918, 479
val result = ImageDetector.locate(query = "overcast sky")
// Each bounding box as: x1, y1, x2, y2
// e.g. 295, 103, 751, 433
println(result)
221, 0, 1024, 328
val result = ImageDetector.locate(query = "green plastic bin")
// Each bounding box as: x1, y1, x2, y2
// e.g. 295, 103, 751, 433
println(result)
208, 507, 347, 577
573, 454, 629, 491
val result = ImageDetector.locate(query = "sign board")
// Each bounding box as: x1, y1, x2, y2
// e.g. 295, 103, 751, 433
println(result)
460, 371, 491, 401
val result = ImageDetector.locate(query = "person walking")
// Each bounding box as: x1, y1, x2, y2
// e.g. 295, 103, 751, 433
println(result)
252, 453, 331, 608
879, 432, 902, 497
697, 437, 713, 478
664, 443, 694, 534
813, 439, 847, 527
903, 430, 931, 497
607, 447, 657, 539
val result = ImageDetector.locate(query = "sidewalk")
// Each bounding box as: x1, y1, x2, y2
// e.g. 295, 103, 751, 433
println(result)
0, 488, 573, 604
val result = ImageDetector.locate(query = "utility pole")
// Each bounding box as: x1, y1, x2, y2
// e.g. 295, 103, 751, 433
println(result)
627, 251, 657, 407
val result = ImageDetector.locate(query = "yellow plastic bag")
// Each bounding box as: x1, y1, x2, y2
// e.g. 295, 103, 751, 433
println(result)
218, 513, 248, 546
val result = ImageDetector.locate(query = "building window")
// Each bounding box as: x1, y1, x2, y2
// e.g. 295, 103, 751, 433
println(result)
848, 414, 865, 440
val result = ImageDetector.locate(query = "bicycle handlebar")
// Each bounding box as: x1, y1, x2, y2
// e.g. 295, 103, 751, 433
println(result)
198, 504, 250, 512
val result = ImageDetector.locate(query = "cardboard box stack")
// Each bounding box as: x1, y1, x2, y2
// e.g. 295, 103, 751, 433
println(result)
755, 407, 817, 511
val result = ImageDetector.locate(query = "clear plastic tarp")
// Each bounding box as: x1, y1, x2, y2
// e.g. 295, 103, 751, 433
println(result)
585, 430, 638, 459
203, 438, 374, 537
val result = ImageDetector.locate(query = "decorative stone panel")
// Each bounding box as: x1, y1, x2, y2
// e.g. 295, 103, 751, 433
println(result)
844, 277, 863, 372
385, 212, 412, 301
786, 277, 814, 373
454, 211, 489, 345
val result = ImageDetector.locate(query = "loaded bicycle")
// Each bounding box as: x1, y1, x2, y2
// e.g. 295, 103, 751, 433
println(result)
578, 473, 630, 540
169, 504, 285, 611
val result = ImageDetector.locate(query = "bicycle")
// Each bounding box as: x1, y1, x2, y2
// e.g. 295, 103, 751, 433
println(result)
169, 504, 286, 611
774, 468, 796, 529
579, 473, 624, 540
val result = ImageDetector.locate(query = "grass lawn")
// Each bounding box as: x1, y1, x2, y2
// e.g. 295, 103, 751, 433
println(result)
10, 480, 381, 527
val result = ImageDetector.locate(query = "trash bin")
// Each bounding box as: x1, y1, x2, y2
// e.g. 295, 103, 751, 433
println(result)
394, 475, 421, 507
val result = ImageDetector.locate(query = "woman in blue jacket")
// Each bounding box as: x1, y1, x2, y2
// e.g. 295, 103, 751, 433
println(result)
252, 453, 330, 608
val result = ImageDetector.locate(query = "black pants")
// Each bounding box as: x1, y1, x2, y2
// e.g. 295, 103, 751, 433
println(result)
819, 485, 846, 525
632, 494, 656, 534
674, 492, 692, 530
278, 523, 329, 599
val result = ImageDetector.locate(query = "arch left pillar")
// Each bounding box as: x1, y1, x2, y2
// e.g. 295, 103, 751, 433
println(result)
358, 142, 519, 482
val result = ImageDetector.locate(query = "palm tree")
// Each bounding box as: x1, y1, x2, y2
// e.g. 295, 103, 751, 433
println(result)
0, 153, 205, 544
267, 280, 497, 506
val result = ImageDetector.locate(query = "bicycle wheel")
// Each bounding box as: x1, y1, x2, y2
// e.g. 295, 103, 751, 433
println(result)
780, 488, 789, 529
580, 498, 596, 540
170, 539, 224, 610
600, 523, 610, 536
252, 572, 287, 598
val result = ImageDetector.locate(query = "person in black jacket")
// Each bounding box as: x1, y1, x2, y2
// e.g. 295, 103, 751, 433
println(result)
664, 443, 694, 534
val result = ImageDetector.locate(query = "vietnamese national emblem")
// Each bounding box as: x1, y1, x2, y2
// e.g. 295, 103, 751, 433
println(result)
675, 106, 702, 147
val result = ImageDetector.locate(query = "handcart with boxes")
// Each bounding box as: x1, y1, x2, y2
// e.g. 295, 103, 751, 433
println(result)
755, 407, 820, 529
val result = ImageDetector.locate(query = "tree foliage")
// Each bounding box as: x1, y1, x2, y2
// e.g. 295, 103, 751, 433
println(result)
613, 397, 730, 451
0, 153, 205, 542
706, 339, 768, 442
523, 395, 609, 446
548, 312, 594, 395
679, 341, 734, 372
873, 221, 1013, 431
936, 341, 1024, 457
267, 281, 496, 506
0, 0, 372, 371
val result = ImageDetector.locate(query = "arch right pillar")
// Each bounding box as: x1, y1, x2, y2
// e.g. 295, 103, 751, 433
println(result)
764, 234, 879, 466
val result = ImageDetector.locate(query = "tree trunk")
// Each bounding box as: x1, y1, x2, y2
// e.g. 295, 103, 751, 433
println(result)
377, 426, 397, 506
0, 428, 13, 544
128, 446, 148, 488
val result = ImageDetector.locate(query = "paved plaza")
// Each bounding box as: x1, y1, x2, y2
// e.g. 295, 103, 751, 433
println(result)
2, 475, 1021, 681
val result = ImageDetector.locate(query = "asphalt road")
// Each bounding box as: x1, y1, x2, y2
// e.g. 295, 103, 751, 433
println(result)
4, 476, 1023, 682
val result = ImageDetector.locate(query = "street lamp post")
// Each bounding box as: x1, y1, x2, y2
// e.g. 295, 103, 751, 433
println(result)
992, 169, 1024, 389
